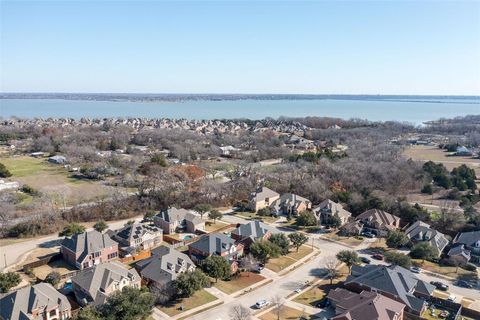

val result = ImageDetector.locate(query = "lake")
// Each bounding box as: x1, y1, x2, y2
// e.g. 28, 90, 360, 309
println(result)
0, 97, 479, 124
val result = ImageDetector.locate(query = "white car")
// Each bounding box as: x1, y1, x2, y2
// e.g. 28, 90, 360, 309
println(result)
447, 294, 456, 302
255, 300, 270, 309
294, 288, 302, 293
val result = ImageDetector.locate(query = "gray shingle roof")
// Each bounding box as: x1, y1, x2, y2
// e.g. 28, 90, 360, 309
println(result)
345, 265, 434, 313
71, 261, 139, 306
189, 233, 236, 255
0, 283, 71, 320
454, 230, 480, 247
156, 208, 202, 225
249, 187, 279, 202
270, 193, 310, 211
112, 223, 162, 244
61, 230, 118, 264
313, 199, 352, 219
356, 209, 400, 229
231, 221, 276, 241
136, 246, 195, 285
404, 221, 449, 254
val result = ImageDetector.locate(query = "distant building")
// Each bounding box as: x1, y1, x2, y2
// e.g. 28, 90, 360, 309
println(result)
0, 283, 71, 320
0, 179, 20, 192
48, 155, 67, 164
455, 146, 473, 156
219, 145, 241, 157
248, 186, 280, 212
404, 221, 449, 256
327, 288, 405, 320
312, 199, 352, 226
269, 193, 311, 216
154, 207, 204, 234
60, 230, 119, 270
109, 223, 163, 255
135, 245, 195, 288
72, 261, 140, 306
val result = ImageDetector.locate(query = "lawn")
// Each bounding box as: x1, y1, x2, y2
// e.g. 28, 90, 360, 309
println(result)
412, 260, 478, 280
266, 245, 313, 273
321, 232, 364, 247
214, 272, 265, 294
156, 289, 217, 317
205, 220, 229, 233
1, 156, 110, 206
259, 306, 312, 320
294, 265, 349, 307
235, 211, 279, 224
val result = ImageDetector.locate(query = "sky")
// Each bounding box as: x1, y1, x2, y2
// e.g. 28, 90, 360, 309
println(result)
1, 1, 480, 95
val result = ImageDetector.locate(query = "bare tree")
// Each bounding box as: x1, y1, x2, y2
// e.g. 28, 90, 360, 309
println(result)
324, 257, 339, 284
271, 295, 285, 320
240, 254, 259, 276
229, 304, 251, 320
449, 255, 466, 273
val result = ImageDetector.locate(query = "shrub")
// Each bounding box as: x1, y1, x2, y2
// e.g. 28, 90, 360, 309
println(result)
461, 263, 477, 272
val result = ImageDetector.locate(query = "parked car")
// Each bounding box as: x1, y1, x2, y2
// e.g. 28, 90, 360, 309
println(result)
447, 294, 456, 302
361, 231, 376, 238
294, 288, 302, 293
430, 281, 449, 291
372, 254, 384, 260
257, 263, 265, 270
360, 257, 371, 264
456, 280, 473, 289
255, 300, 269, 309
410, 266, 421, 273
316, 299, 330, 308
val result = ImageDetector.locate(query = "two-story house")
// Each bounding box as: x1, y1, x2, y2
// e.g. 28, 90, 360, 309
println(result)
60, 230, 119, 270
248, 186, 280, 212
451, 230, 480, 263
230, 220, 276, 249
71, 261, 141, 306
404, 221, 449, 256
135, 245, 195, 288
109, 223, 163, 255
0, 283, 71, 320
188, 233, 244, 272
154, 207, 205, 234
269, 193, 312, 216
341, 209, 401, 236
312, 199, 352, 226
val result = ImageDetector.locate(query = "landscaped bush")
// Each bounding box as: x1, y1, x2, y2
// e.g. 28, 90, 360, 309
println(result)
461, 263, 477, 272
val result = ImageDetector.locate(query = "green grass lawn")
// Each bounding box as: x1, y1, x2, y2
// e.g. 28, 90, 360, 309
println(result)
214, 272, 265, 294
413, 260, 478, 280
235, 211, 278, 224
156, 289, 217, 317
321, 232, 364, 246
1, 156, 59, 177
266, 245, 313, 273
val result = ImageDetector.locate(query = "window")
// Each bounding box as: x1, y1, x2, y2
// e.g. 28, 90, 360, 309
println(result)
94, 252, 100, 258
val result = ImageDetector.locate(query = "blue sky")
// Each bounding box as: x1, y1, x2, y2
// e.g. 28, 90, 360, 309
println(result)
1, 1, 479, 94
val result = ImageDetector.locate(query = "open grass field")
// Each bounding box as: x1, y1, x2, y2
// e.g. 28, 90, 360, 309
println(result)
234, 211, 279, 224
321, 231, 364, 247
266, 245, 313, 273
259, 306, 312, 320
0, 156, 110, 206
214, 272, 265, 294
404, 145, 480, 176
156, 289, 217, 317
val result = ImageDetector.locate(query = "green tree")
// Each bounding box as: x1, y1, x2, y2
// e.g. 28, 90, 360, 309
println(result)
384, 252, 412, 268
74, 306, 101, 320
410, 242, 436, 262
45, 271, 61, 287
93, 220, 108, 233
257, 207, 271, 216
208, 209, 223, 223
100, 287, 154, 320
59, 223, 85, 237
295, 211, 317, 228
269, 233, 290, 255
0, 162, 12, 178
174, 269, 210, 297
0, 272, 21, 293
336, 250, 359, 274
325, 214, 342, 229
421, 184, 433, 195
201, 255, 231, 282
288, 232, 308, 252
386, 230, 410, 249
194, 203, 212, 219
150, 153, 167, 167
250, 240, 280, 264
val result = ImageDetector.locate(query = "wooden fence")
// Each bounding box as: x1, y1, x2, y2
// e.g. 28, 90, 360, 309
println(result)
22, 253, 61, 271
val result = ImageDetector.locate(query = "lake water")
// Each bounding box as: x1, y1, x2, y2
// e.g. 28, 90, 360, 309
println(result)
0, 98, 479, 124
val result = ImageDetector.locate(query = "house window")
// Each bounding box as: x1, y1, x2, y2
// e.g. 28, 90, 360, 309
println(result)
108, 252, 117, 259
94, 252, 100, 258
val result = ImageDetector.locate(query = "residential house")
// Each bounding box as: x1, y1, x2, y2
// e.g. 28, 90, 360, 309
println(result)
0, 283, 71, 320
312, 199, 352, 226
327, 288, 405, 320
341, 209, 401, 236
248, 186, 280, 212
109, 223, 163, 255
188, 233, 244, 272
447, 245, 471, 264
60, 230, 119, 270
451, 230, 480, 263
231, 221, 276, 248
135, 245, 195, 287
345, 265, 434, 316
154, 207, 205, 235
269, 193, 311, 216
404, 221, 449, 256
71, 261, 141, 307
